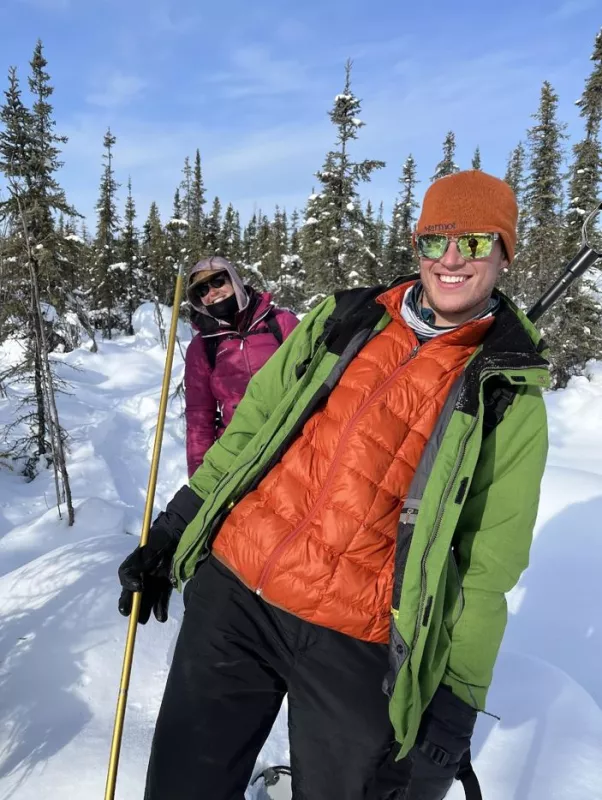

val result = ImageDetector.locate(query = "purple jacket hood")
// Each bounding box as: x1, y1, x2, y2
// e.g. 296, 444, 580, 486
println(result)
187, 256, 250, 320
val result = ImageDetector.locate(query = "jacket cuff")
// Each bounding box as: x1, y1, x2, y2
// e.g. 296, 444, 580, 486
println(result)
152, 485, 204, 546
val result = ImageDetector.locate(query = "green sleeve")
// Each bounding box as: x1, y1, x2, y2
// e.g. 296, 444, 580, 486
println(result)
443, 385, 549, 709
188, 296, 336, 500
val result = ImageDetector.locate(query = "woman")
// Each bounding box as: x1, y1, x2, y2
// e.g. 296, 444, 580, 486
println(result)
185, 256, 299, 477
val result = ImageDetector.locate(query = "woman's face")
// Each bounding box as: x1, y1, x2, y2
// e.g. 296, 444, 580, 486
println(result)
198, 272, 235, 307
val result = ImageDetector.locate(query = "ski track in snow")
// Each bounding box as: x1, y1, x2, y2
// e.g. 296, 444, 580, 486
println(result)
0, 309, 601, 800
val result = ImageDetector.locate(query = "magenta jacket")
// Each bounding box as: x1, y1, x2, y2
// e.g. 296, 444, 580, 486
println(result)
184, 264, 298, 476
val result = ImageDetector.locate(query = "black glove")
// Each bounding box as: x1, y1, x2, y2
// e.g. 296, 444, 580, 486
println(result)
118, 485, 203, 624
365, 685, 477, 800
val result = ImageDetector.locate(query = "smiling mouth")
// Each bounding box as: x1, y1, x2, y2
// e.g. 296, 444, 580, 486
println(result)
436, 274, 471, 285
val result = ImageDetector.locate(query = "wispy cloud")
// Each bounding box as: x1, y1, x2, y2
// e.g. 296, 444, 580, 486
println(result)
549, 0, 598, 20
146, 3, 203, 36
206, 46, 314, 98
86, 72, 146, 108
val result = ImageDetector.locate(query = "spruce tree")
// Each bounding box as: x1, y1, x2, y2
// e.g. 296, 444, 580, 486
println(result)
565, 29, 602, 257
121, 179, 141, 335
93, 128, 121, 336
431, 131, 459, 181
164, 188, 187, 300
0, 67, 32, 340
500, 142, 528, 297
142, 202, 169, 304
247, 213, 272, 287
0, 44, 75, 508
552, 30, 602, 385
243, 213, 258, 265
275, 208, 305, 310
262, 206, 289, 283
386, 154, 419, 281
301, 61, 385, 301
471, 146, 482, 170
204, 196, 222, 255
521, 82, 567, 309
219, 203, 242, 263
362, 200, 382, 284
180, 156, 192, 224
375, 202, 387, 277
187, 149, 205, 259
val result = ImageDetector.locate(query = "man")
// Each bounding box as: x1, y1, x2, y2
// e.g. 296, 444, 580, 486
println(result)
118, 170, 550, 800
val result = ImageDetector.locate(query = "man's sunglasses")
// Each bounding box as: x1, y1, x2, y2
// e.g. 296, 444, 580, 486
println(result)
416, 232, 500, 261
195, 272, 230, 298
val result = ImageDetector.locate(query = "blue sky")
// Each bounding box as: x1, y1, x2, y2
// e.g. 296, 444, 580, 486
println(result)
0, 0, 599, 231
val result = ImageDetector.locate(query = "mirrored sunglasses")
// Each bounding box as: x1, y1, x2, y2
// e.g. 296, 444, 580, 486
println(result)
416, 232, 500, 261
196, 272, 230, 298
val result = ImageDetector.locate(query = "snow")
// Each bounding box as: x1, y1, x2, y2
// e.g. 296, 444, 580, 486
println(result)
40, 302, 58, 323
1, 313, 602, 799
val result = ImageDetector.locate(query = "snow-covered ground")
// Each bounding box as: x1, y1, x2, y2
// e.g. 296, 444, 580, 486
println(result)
0, 307, 601, 800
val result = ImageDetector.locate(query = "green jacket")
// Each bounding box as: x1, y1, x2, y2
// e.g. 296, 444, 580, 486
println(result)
172, 282, 550, 755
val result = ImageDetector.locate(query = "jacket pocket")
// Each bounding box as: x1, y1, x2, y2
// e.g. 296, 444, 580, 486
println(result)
444, 548, 465, 630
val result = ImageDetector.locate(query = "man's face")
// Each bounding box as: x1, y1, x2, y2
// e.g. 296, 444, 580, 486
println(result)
419, 237, 508, 326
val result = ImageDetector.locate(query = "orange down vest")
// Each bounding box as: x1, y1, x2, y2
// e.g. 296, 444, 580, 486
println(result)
212, 283, 493, 643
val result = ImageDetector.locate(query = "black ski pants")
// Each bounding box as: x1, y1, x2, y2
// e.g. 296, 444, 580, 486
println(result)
144, 556, 396, 800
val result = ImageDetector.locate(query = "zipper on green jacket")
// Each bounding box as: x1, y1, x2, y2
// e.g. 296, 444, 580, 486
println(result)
412, 414, 479, 650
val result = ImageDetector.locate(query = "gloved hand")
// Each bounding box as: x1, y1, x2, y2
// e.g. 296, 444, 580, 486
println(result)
365, 685, 477, 800
118, 485, 204, 624
118, 528, 176, 624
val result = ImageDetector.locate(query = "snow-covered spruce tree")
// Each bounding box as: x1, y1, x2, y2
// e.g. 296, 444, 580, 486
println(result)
386, 154, 419, 282
219, 202, 243, 264
0, 44, 74, 517
204, 196, 222, 256
165, 188, 188, 294
240, 212, 272, 289
261, 205, 289, 283
551, 30, 602, 386
362, 200, 383, 285
0, 67, 32, 343
141, 202, 170, 305
243, 213, 258, 265
431, 131, 460, 181
120, 178, 141, 335
301, 61, 385, 303
180, 149, 205, 261
180, 156, 192, 226
499, 142, 528, 299
521, 82, 568, 313
93, 128, 122, 337
275, 208, 306, 312
564, 28, 602, 257
471, 146, 482, 170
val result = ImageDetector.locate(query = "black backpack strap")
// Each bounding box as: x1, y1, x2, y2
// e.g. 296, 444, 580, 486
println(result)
482, 377, 517, 439
203, 335, 220, 371
457, 751, 483, 800
264, 309, 284, 346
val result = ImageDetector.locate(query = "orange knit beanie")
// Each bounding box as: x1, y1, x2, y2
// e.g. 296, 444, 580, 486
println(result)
415, 170, 518, 262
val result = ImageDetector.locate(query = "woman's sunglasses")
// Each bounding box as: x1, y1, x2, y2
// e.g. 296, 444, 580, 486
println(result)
196, 272, 230, 298
416, 232, 500, 261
